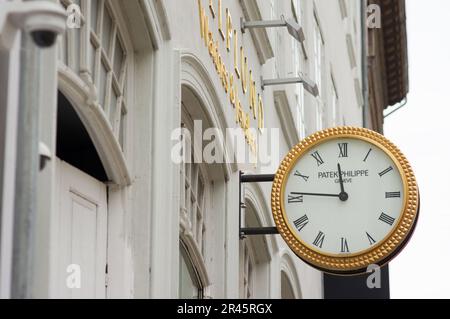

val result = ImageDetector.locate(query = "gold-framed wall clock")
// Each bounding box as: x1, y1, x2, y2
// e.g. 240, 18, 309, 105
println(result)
271, 127, 420, 275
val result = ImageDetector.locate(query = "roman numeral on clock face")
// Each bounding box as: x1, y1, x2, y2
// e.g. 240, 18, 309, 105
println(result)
313, 231, 325, 248
311, 151, 325, 166
294, 171, 309, 182
340, 238, 349, 253
366, 232, 376, 245
288, 193, 303, 203
378, 166, 393, 177
338, 143, 348, 158
379, 213, 396, 226
293, 215, 309, 232
363, 148, 372, 162
385, 191, 401, 198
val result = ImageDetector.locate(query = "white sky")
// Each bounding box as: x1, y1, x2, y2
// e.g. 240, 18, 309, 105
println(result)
385, 0, 450, 299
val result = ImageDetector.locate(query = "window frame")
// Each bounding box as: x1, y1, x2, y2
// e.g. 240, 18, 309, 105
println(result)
313, 14, 326, 130
178, 109, 212, 298
58, 0, 130, 152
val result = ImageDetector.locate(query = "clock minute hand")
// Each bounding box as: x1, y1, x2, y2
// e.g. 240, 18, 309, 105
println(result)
337, 163, 345, 194
337, 163, 349, 202
291, 192, 340, 198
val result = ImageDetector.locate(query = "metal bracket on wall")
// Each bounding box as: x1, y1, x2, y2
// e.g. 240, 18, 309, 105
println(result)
239, 171, 279, 239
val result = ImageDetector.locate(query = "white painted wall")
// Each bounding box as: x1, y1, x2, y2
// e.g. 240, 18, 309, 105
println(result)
0, 0, 364, 299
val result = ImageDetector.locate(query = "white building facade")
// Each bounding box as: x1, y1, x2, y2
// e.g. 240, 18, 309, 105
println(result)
0, 0, 366, 299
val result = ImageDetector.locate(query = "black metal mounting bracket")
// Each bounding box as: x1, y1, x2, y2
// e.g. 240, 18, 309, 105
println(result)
239, 171, 279, 239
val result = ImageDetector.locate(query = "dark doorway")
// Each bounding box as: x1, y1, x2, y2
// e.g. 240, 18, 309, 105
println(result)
56, 91, 108, 182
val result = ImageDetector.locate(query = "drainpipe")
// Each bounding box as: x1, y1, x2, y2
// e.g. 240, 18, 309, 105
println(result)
5, 1, 66, 298
361, 0, 369, 129
11, 31, 40, 299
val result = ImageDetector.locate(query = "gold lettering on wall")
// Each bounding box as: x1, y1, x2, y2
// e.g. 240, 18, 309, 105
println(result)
226, 9, 232, 51
249, 72, 257, 119
234, 30, 240, 79
209, 0, 215, 18
244, 113, 250, 141
218, 0, 224, 40
258, 94, 264, 132
229, 74, 235, 106
241, 48, 248, 94
199, 0, 204, 39
214, 41, 220, 72
236, 99, 243, 124
224, 70, 229, 93
197, 0, 265, 159
204, 9, 209, 47
208, 29, 214, 56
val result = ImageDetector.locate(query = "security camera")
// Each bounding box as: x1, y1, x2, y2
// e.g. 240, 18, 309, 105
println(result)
0, 1, 66, 50
31, 30, 58, 48
20, 4, 67, 48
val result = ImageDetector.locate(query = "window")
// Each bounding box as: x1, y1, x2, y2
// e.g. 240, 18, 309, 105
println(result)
313, 16, 325, 130
239, 239, 255, 299
330, 76, 339, 126
281, 272, 296, 299
58, 0, 129, 150
239, 201, 270, 299
291, 0, 306, 138
179, 243, 203, 299
292, 36, 306, 138
179, 109, 210, 298
180, 115, 207, 256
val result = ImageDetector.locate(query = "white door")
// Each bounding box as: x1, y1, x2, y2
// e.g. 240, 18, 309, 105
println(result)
55, 159, 108, 298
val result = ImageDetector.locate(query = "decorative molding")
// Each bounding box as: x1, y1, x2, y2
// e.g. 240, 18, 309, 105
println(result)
244, 182, 278, 257
354, 78, 364, 107
273, 90, 300, 149
338, 0, 348, 19
346, 33, 357, 69
119, 0, 171, 51
153, 0, 171, 40
181, 52, 235, 180
58, 63, 131, 186
179, 218, 211, 288
239, 0, 274, 64
280, 252, 302, 299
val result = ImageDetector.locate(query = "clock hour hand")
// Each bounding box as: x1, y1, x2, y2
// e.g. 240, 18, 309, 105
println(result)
290, 192, 340, 198
337, 163, 349, 202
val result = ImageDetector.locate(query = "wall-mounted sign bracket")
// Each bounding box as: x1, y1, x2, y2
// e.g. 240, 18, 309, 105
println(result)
240, 17, 305, 44
239, 171, 279, 239
261, 75, 319, 97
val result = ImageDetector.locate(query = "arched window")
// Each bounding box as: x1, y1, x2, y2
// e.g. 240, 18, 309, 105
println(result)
281, 271, 296, 299
58, 0, 129, 150
180, 109, 209, 257
280, 254, 302, 299
239, 201, 271, 299
240, 238, 256, 299
178, 105, 211, 298
179, 57, 230, 299
57, 0, 133, 186
179, 242, 203, 299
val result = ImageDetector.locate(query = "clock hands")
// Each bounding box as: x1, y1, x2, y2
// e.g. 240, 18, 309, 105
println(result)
337, 163, 349, 202
291, 164, 349, 201
290, 192, 340, 198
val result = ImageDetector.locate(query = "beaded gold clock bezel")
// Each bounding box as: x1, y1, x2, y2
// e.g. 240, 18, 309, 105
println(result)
271, 127, 419, 274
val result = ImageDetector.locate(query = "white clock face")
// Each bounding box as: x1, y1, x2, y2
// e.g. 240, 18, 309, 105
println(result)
283, 137, 405, 256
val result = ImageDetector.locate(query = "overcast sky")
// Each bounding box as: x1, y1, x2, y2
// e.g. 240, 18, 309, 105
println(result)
384, 0, 450, 299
